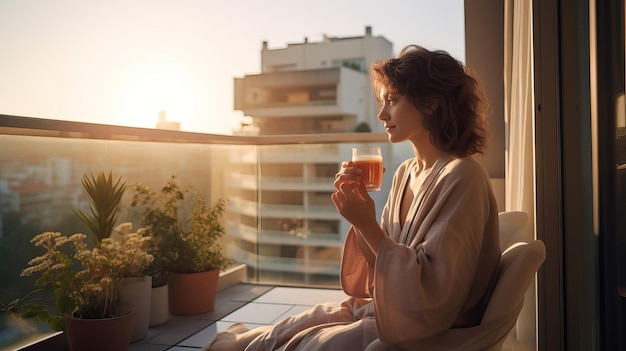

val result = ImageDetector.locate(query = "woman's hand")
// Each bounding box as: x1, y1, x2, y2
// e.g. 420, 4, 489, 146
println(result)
333, 160, 361, 190
333, 160, 386, 191
332, 160, 385, 254
332, 161, 377, 229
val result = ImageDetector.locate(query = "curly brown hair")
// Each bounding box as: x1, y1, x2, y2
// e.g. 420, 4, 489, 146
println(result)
370, 45, 489, 157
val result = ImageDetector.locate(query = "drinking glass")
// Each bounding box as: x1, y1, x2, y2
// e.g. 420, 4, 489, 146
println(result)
352, 146, 383, 192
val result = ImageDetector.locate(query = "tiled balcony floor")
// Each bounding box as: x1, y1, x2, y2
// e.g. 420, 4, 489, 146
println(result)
129, 284, 349, 351
16, 283, 525, 350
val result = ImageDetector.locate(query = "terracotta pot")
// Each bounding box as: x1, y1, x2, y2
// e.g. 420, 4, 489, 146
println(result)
149, 283, 170, 327
168, 270, 219, 315
64, 310, 136, 351
119, 275, 152, 342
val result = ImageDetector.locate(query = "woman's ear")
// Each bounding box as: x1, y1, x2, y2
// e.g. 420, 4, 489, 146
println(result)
424, 98, 440, 114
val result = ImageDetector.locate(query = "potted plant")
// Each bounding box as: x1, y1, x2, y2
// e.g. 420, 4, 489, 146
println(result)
75, 171, 153, 340
129, 175, 233, 315
128, 179, 180, 324
113, 222, 154, 341
7, 229, 153, 351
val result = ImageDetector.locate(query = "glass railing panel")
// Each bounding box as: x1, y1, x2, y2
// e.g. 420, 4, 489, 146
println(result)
233, 141, 402, 288
0, 125, 256, 350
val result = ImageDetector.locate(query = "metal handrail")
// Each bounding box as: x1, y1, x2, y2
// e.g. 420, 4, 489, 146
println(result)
0, 114, 387, 145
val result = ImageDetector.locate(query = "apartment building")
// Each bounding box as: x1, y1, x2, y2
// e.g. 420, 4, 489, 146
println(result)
227, 27, 397, 286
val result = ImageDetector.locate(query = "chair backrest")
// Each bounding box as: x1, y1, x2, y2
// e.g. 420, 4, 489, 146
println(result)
498, 211, 529, 251
368, 240, 546, 351
442, 240, 546, 351
481, 240, 546, 328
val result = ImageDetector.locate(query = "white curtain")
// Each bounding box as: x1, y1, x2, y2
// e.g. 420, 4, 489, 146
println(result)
504, 0, 536, 349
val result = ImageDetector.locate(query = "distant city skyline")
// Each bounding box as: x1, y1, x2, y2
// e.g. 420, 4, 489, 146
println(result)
0, 0, 464, 135
0, 134, 224, 232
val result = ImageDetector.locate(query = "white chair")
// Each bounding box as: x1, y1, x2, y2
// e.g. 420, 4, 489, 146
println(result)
497, 211, 534, 350
365, 240, 546, 351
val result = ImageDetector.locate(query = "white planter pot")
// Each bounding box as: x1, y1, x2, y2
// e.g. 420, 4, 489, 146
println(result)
149, 284, 170, 327
120, 275, 152, 342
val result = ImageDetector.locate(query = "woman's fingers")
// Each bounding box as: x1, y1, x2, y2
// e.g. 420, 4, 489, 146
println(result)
334, 161, 362, 190
331, 192, 341, 209
333, 181, 373, 225
332, 162, 376, 228
342, 160, 355, 168
355, 177, 370, 198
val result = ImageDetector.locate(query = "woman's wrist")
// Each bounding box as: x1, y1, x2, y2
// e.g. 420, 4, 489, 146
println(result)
355, 223, 384, 254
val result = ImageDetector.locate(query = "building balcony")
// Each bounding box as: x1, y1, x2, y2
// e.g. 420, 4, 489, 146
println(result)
228, 197, 340, 220
233, 67, 370, 124
228, 173, 336, 191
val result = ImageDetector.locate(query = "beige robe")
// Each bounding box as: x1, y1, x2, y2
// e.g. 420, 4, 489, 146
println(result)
206, 154, 501, 351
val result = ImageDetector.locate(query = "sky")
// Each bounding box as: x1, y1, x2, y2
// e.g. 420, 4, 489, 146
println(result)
0, 0, 465, 135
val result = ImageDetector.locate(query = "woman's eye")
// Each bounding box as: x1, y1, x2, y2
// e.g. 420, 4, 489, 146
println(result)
379, 92, 398, 106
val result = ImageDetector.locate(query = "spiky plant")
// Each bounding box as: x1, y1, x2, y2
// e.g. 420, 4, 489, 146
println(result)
76, 171, 126, 243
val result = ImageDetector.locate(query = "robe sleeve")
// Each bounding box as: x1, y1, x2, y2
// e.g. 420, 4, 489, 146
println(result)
339, 226, 373, 298
372, 158, 498, 343
339, 160, 408, 299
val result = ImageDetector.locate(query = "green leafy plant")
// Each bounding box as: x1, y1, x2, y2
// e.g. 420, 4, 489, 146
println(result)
76, 171, 126, 243
4, 230, 153, 331
129, 176, 232, 286
354, 121, 372, 132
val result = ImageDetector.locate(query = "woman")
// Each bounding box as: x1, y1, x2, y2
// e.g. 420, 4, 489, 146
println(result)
205, 45, 501, 351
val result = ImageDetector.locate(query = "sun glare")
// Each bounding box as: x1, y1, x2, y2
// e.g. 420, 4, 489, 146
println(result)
111, 59, 206, 130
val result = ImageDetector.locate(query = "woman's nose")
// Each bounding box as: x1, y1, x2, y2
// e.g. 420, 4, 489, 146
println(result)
377, 107, 389, 121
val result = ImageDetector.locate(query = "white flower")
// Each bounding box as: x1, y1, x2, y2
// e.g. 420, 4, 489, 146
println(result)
114, 222, 133, 235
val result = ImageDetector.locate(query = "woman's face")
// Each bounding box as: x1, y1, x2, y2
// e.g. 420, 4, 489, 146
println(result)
377, 88, 428, 145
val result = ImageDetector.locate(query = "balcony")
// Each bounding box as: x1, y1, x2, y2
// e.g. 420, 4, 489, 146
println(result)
233, 67, 369, 122
0, 115, 393, 350
0, 115, 512, 350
